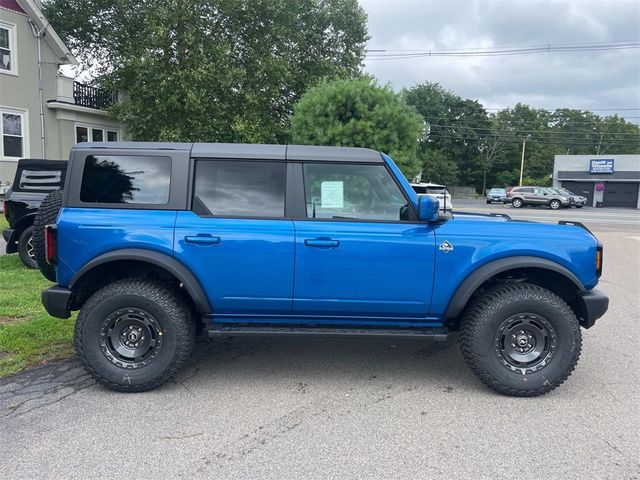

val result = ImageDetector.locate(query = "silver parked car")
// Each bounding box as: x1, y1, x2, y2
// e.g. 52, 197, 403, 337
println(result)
547, 187, 588, 208
486, 187, 507, 204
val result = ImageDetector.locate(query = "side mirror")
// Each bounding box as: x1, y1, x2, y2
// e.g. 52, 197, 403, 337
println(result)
418, 194, 439, 222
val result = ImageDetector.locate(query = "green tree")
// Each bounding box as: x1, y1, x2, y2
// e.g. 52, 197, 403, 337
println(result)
43, 0, 369, 143
290, 76, 424, 177
403, 82, 490, 187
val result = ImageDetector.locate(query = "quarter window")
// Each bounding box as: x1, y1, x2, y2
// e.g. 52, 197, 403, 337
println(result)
0, 22, 16, 75
303, 163, 409, 221
80, 155, 171, 204
193, 160, 286, 218
1, 110, 25, 158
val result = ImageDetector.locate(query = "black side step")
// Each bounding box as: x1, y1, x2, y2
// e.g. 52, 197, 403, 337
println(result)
206, 325, 450, 341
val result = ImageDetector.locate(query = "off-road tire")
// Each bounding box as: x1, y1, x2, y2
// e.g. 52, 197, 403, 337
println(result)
17, 225, 37, 269
33, 189, 63, 282
549, 199, 561, 210
459, 282, 582, 397
74, 279, 195, 392
511, 198, 523, 208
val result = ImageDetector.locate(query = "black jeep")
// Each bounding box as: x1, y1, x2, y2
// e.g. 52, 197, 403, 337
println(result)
2, 159, 66, 268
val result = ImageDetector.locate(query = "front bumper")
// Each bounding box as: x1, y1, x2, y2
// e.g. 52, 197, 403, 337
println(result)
42, 286, 72, 319
576, 289, 609, 328
2, 228, 18, 253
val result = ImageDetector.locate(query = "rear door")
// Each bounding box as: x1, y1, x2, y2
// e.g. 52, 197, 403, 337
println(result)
292, 162, 436, 320
174, 158, 295, 315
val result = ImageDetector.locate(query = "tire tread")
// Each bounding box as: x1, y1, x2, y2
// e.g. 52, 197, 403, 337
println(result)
74, 278, 195, 392
459, 282, 582, 397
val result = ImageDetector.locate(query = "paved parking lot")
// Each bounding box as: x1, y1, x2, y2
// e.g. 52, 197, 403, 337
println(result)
0, 201, 639, 479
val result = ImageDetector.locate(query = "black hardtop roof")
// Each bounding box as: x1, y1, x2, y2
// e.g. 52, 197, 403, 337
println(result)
73, 142, 383, 163
16, 158, 68, 170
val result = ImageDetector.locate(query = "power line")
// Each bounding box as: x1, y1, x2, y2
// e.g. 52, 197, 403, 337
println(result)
367, 40, 640, 53
422, 131, 640, 147
366, 41, 640, 59
483, 107, 640, 111
426, 123, 640, 137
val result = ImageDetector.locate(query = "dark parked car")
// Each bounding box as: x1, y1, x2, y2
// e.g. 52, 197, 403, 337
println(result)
486, 187, 507, 203
547, 187, 588, 208
39, 142, 607, 397
506, 186, 571, 210
2, 159, 66, 267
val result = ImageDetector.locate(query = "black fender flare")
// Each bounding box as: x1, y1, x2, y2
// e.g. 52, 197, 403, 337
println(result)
70, 248, 212, 314
445, 256, 585, 318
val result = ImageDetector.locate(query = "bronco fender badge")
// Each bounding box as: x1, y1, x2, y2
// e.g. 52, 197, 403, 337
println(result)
439, 240, 454, 253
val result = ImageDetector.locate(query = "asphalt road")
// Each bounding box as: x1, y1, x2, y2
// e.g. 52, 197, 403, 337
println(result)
0, 203, 639, 479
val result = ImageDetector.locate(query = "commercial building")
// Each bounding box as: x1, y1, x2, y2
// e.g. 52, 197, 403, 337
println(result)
553, 154, 640, 208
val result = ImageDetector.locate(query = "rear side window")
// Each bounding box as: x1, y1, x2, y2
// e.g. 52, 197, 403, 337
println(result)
193, 160, 286, 218
80, 155, 171, 204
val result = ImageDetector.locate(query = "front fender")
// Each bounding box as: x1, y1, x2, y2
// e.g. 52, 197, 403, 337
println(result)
444, 256, 585, 318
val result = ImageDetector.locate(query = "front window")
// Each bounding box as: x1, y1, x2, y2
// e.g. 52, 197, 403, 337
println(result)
1, 110, 25, 158
303, 163, 408, 221
80, 155, 171, 204
0, 22, 16, 75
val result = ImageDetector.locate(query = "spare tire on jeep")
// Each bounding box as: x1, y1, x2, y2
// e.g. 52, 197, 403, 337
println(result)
33, 190, 63, 282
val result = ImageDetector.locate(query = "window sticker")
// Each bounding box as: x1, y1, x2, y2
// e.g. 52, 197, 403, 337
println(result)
321, 181, 344, 208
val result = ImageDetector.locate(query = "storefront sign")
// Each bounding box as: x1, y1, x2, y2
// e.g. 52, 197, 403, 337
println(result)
590, 159, 614, 174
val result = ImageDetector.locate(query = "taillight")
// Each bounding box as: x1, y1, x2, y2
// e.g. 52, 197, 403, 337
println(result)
596, 242, 603, 278
45, 224, 58, 265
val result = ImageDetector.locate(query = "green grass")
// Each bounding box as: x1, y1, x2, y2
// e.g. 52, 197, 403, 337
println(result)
0, 216, 75, 376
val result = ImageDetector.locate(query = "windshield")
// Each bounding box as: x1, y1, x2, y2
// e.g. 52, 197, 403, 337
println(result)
489, 188, 506, 194
426, 187, 448, 194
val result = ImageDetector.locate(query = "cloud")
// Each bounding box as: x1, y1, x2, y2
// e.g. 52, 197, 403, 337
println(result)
360, 0, 640, 120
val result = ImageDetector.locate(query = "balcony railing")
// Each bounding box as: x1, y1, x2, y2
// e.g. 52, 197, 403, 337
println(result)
73, 82, 118, 110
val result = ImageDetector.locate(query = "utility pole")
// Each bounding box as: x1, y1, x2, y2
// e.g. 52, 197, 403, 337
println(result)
519, 135, 531, 186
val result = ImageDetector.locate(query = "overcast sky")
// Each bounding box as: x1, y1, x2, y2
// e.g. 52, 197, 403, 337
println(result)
360, 0, 640, 121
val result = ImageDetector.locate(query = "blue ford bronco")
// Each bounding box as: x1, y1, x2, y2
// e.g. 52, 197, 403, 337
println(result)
39, 142, 608, 396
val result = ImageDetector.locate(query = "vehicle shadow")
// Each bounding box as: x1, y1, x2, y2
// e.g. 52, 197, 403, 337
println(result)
176, 333, 482, 393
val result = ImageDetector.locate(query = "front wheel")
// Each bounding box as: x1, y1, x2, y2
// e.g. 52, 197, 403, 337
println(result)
459, 282, 581, 396
549, 199, 561, 210
511, 198, 523, 208
75, 279, 195, 392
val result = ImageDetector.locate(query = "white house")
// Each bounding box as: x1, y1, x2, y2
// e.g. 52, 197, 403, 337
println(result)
0, 0, 124, 187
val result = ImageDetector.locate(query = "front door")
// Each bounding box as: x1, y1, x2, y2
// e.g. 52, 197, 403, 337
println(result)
292, 162, 436, 320
174, 159, 294, 315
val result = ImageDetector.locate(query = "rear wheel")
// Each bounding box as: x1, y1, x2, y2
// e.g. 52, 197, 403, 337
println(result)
74, 279, 195, 392
549, 199, 561, 210
511, 198, 523, 208
33, 190, 63, 282
17, 226, 37, 269
459, 282, 581, 396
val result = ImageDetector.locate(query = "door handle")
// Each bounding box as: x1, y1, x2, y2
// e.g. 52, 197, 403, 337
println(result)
304, 238, 339, 248
184, 235, 221, 245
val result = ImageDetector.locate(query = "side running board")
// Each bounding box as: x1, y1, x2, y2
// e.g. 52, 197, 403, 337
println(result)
206, 325, 450, 341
